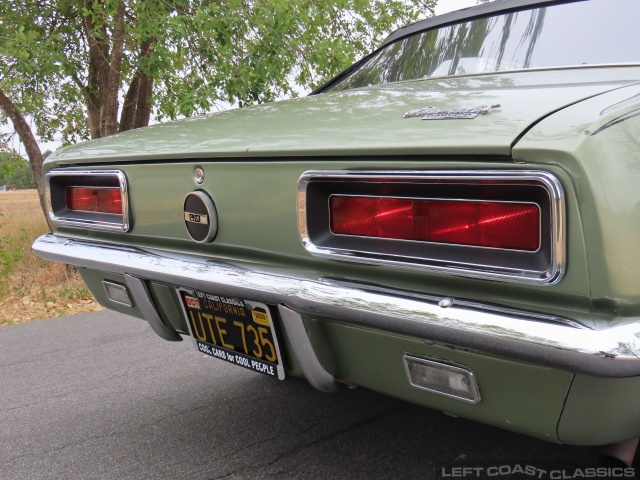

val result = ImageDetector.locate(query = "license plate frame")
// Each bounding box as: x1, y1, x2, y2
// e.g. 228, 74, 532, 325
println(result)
177, 288, 286, 380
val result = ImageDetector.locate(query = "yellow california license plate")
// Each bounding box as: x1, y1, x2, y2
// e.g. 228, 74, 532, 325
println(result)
178, 289, 285, 379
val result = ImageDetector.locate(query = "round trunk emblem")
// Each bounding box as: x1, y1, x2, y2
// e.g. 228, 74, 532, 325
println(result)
183, 191, 218, 243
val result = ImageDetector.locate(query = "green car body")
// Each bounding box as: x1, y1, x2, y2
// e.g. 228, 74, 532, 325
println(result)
33, 0, 640, 447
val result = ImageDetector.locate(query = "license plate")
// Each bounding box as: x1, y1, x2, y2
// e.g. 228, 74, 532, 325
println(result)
178, 289, 285, 379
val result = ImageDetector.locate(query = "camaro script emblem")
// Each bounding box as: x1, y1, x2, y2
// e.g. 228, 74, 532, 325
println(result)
403, 104, 501, 120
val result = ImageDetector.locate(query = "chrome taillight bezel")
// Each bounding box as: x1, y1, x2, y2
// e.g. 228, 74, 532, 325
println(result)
46, 169, 131, 232
297, 170, 566, 285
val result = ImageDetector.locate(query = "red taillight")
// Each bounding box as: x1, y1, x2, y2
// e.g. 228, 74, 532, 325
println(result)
330, 196, 540, 251
65, 187, 122, 215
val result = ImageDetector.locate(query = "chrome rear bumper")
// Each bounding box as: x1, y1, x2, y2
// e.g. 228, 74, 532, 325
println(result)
33, 234, 640, 379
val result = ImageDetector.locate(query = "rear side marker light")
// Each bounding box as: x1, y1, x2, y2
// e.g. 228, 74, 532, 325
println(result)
66, 187, 123, 215
330, 196, 540, 251
403, 355, 481, 404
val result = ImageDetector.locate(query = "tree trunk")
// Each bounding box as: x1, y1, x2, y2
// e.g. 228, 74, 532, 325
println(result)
120, 72, 153, 132
134, 74, 153, 129
0, 87, 47, 218
120, 37, 155, 132
82, 0, 127, 139
120, 73, 142, 132
83, 13, 109, 139
102, 0, 126, 136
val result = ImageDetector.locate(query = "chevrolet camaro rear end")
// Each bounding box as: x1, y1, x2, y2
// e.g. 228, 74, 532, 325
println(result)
33, 0, 640, 450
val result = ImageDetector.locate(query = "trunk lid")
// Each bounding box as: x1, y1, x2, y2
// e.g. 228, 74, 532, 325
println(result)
49, 68, 640, 165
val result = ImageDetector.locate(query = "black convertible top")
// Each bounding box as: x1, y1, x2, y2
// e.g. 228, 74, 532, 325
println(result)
312, 0, 586, 94
381, 0, 586, 47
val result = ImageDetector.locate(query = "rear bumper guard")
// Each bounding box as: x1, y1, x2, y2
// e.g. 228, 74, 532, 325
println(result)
33, 234, 640, 379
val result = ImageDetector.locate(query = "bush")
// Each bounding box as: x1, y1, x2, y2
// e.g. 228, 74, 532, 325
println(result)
0, 211, 28, 295
0, 151, 36, 189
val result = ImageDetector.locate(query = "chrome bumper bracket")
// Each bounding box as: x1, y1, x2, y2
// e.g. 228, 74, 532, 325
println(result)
278, 306, 339, 393
124, 274, 182, 342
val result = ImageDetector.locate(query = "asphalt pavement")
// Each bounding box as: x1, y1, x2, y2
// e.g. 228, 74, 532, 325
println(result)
0, 311, 619, 479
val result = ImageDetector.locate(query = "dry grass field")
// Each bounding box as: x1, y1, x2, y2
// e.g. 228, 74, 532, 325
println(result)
0, 190, 102, 326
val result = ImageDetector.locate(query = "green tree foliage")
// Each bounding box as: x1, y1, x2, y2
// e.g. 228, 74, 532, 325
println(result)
0, 150, 22, 181
0, 0, 434, 215
0, 151, 36, 189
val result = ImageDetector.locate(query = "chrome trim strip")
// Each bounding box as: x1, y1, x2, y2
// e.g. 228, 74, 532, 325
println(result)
45, 170, 131, 232
403, 355, 481, 404
124, 274, 182, 342
32, 234, 640, 378
297, 170, 566, 286
278, 306, 339, 392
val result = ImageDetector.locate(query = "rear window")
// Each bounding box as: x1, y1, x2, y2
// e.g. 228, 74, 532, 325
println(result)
329, 0, 640, 91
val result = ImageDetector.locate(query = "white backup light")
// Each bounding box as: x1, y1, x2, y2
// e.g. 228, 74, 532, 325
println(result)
403, 355, 481, 404
102, 280, 133, 307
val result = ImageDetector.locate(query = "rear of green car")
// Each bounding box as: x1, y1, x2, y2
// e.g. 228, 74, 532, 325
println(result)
33, 0, 640, 451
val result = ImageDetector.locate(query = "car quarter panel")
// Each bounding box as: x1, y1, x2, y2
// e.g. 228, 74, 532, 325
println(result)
313, 318, 572, 443
514, 83, 640, 325
558, 373, 640, 446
